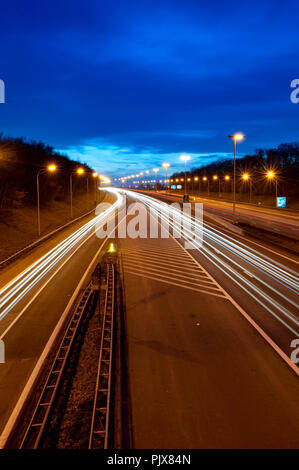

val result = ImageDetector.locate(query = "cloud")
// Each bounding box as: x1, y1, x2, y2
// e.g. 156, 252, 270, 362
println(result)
57, 139, 232, 178
1, 0, 298, 176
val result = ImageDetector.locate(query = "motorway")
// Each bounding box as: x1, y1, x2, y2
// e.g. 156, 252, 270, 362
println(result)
118, 189, 299, 448
0, 187, 298, 448
0, 191, 122, 444
146, 191, 299, 240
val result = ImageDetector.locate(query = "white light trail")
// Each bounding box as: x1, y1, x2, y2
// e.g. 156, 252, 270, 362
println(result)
0, 190, 123, 321
120, 190, 299, 336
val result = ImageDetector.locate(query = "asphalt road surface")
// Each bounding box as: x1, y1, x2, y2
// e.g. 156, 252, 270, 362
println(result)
118, 190, 299, 448
0, 188, 298, 449
0, 192, 120, 442
143, 190, 299, 240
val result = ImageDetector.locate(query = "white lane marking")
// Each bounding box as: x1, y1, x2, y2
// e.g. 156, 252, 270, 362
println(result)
125, 246, 194, 259
0, 231, 96, 340
171, 235, 299, 376
122, 259, 215, 282
126, 248, 196, 264
0, 214, 98, 293
0, 216, 126, 448
124, 269, 227, 298
121, 249, 205, 270
160, 192, 299, 264
122, 262, 220, 290
0, 210, 118, 339
122, 253, 207, 276
205, 218, 298, 265
126, 190, 299, 374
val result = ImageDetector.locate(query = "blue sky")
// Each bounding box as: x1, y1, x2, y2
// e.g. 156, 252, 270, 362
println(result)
0, 0, 298, 177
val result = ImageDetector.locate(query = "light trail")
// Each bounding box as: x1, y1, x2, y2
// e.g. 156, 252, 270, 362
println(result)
120, 190, 299, 336
0, 190, 123, 321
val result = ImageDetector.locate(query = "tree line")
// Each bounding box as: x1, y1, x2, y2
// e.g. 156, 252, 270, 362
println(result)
0, 134, 94, 209
172, 142, 299, 197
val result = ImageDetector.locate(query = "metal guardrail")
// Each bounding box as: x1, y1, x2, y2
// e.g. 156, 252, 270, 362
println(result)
0, 208, 96, 269
19, 282, 94, 449
89, 263, 115, 449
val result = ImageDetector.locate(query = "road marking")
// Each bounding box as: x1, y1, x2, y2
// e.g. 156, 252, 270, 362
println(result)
122, 251, 206, 275
123, 260, 215, 283
124, 270, 227, 298
207, 220, 299, 265
156, 192, 299, 265
123, 247, 195, 264
122, 256, 210, 279
0, 231, 96, 340
121, 238, 226, 299
123, 262, 221, 291
171, 235, 299, 376
0, 216, 126, 448
0, 210, 117, 329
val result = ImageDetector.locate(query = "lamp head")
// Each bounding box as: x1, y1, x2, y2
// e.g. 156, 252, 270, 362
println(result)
228, 133, 244, 141
48, 164, 57, 172
267, 171, 275, 179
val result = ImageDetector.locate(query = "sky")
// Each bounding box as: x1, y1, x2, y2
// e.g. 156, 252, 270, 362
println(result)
0, 0, 298, 178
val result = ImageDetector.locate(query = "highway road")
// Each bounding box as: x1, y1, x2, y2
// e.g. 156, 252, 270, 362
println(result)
118, 189, 299, 448
0, 187, 298, 448
0, 191, 122, 444
143, 190, 299, 240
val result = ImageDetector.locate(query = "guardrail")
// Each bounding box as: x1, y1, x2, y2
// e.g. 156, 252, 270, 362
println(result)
89, 263, 115, 449
0, 208, 96, 269
19, 282, 94, 448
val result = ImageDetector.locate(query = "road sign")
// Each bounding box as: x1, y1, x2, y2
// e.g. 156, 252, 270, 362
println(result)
276, 197, 286, 208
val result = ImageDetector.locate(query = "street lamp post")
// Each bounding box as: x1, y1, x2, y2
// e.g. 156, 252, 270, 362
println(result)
92, 172, 98, 206
242, 173, 252, 203
224, 175, 230, 196
194, 177, 199, 196
266, 171, 278, 201
162, 163, 170, 192
228, 133, 244, 222
37, 164, 57, 236
203, 176, 209, 196
153, 168, 159, 191
213, 175, 220, 198
70, 167, 85, 219
180, 155, 191, 195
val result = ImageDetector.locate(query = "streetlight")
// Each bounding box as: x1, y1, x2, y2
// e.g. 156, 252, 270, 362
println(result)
266, 171, 278, 200
92, 172, 99, 205
213, 175, 221, 197
70, 167, 85, 219
194, 176, 199, 195
203, 176, 210, 196
224, 175, 231, 196
180, 154, 191, 195
242, 173, 252, 203
153, 168, 159, 191
228, 133, 244, 222
162, 163, 170, 191
37, 164, 57, 236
